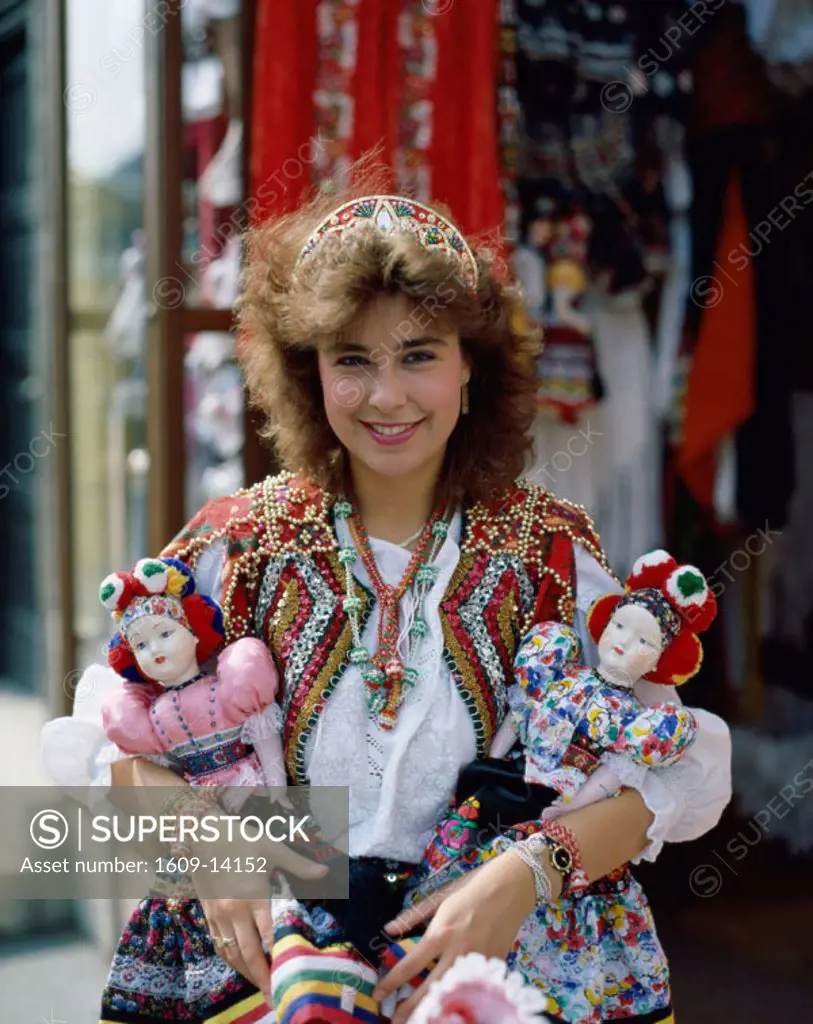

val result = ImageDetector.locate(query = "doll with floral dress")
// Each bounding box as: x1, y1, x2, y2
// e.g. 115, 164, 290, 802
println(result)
404, 550, 717, 1023
99, 556, 287, 800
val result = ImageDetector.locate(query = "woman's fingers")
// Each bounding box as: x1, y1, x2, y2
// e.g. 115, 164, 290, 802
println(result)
372, 932, 441, 1002
383, 872, 472, 936
219, 943, 256, 990
234, 914, 272, 996
383, 896, 439, 937
202, 899, 271, 996
265, 839, 329, 881
389, 952, 456, 1024
252, 900, 274, 957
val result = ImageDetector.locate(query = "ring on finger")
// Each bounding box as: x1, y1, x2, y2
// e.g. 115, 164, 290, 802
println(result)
212, 935, 238, 953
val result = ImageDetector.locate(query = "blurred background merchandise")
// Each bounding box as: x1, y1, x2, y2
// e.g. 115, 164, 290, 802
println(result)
1, 0, 813, 1019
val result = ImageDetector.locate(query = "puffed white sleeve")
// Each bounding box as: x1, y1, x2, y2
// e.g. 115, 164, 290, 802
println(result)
40, 541, 227, 797
574, 544, 733, 864
41, 665, 133, 796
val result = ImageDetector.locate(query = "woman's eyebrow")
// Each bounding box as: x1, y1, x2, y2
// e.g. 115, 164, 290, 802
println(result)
329, 335, 447, 355
328, 339, 371, 355
399, 336, 447, 350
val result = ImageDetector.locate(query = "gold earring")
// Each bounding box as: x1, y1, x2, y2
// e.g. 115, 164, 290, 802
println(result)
461, 382, 469, 415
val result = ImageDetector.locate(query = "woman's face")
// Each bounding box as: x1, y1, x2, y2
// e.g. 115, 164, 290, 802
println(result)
125, 614, 199, 685
597, 603, 663, 685
317, 293, 470, 485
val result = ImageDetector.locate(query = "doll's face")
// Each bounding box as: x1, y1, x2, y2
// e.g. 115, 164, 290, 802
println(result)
125, 614, 200, 685
597, 603, 663, 686
528, 218, 553, 248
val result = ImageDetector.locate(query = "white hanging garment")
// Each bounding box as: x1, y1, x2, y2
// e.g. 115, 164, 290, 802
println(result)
588, 285, 662, 576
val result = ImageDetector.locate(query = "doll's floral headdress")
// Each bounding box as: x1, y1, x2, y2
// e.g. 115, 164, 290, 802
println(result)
586, 549, 717, 687
99, 557, 224, 683
295, 194, 479, 290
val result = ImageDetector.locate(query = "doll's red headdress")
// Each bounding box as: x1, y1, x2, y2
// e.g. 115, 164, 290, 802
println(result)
586, 549, 717, 686
99, 557, 224, 683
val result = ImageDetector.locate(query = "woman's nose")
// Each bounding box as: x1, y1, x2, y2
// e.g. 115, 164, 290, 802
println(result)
368, 367, 407, 411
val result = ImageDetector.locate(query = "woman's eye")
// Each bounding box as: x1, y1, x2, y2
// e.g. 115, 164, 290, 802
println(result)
403, 351, 435, 364
338, 355, 369, 367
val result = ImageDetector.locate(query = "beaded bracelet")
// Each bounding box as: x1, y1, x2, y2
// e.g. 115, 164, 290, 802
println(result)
510, 840, 554, 907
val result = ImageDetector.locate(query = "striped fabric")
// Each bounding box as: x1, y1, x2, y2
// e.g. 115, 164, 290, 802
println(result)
271, 932, 380, 1023
379, 936, 435, 993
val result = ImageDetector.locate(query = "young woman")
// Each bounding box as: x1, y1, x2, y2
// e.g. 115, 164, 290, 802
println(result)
43, 186, 731, 1024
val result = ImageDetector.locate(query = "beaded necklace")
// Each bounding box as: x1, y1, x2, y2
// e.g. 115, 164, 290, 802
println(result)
333, 497, 449, 729
148, 669, 221, 754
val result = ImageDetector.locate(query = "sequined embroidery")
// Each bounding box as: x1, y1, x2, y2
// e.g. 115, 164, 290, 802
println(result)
161, 472, 611, 784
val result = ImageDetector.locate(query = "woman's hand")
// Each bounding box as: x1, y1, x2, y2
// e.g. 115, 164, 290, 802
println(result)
193, 829, 328, 1001
200, 897, 275, 998
373, 851, 541, 1024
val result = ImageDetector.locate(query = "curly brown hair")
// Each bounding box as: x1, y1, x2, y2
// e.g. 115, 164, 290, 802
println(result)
236, 168, 540, 508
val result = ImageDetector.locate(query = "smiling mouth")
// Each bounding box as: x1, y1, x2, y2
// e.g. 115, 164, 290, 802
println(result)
360, 420, 424, 444
154, 656, 167, 664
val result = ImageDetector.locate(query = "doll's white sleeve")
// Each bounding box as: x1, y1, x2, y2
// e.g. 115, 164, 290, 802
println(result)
40, 542, 228, 802
40, 665, 168, 812
574, 544, 733, 863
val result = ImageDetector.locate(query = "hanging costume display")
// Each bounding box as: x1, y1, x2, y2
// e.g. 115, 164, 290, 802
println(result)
511, 1, 690, 572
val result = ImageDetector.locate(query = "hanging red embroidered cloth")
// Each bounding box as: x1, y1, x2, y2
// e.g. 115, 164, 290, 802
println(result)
432, 0, 504, 240
250, 0, 505, 238
249, 0, 319, 221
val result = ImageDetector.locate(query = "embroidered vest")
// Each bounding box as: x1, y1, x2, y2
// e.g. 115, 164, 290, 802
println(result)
162, 472, 611, 784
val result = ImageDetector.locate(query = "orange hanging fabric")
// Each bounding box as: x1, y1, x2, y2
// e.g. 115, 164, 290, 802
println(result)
678, 168, 756, 507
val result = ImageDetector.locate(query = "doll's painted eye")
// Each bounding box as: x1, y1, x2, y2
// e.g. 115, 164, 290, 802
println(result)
160, 630, 173, 639
135, 641, 147, 650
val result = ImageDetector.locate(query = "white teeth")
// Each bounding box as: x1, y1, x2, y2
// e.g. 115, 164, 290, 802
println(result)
370, 423, 416, 436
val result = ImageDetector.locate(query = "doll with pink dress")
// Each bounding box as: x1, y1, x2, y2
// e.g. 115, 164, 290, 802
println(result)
99, 556, 287, 795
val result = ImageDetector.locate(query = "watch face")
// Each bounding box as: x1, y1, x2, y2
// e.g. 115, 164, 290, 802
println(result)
552, 845, 573, 874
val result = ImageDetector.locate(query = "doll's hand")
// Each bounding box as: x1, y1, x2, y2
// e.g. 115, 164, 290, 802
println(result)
544, 764, 627, 819
268, 787, 295, 811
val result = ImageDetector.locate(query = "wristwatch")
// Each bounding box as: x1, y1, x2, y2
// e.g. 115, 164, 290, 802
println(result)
525, 827, 590, 896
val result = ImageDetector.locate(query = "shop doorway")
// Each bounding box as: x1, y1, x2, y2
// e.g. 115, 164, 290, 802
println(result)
0, 0, 40, 694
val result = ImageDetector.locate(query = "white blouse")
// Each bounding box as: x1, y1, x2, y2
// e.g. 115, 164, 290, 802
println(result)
41, 525, 732, 865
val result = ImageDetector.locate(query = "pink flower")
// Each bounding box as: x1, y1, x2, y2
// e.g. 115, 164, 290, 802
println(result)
406, 954, 551, 1024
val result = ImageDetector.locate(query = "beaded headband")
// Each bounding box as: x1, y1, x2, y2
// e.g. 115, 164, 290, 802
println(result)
119, 594, 190, 638
616, 589, 682, 645
296, 194, 478, 290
